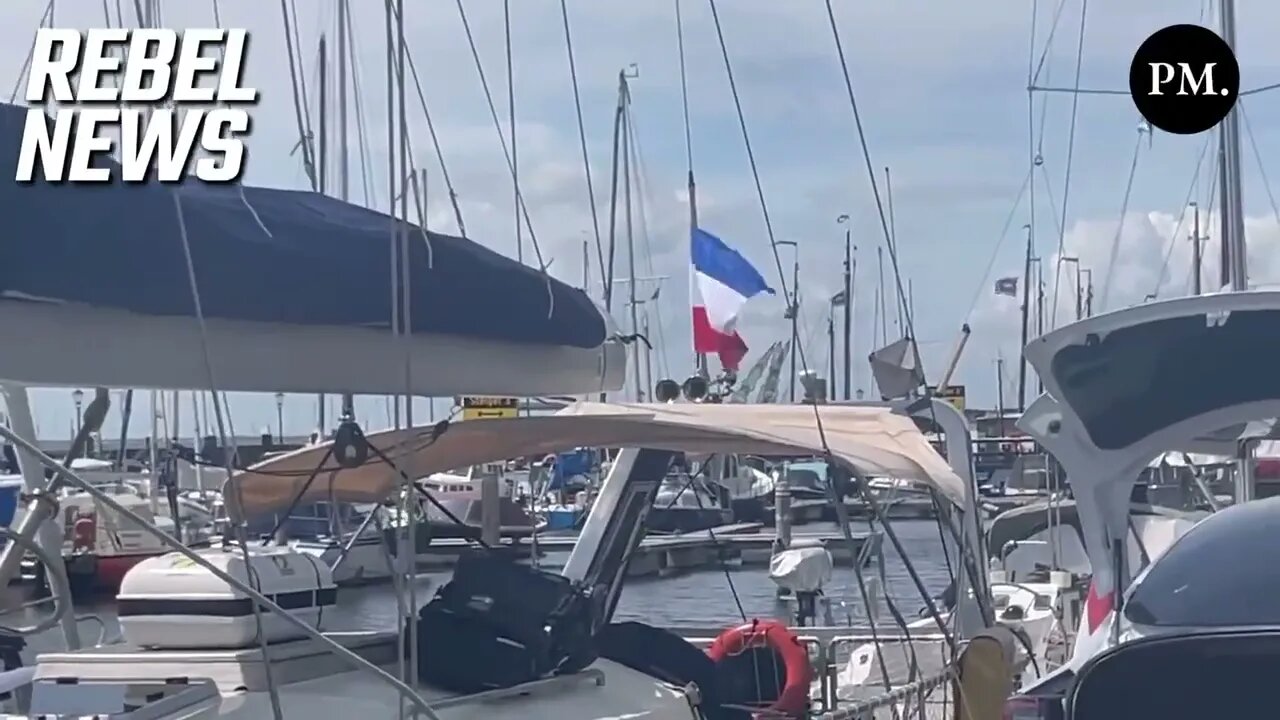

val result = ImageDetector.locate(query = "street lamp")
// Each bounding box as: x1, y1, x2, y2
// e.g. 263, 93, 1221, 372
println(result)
274, 392, 285, 445
772, 240, 799, 402
72, 388, 84, 435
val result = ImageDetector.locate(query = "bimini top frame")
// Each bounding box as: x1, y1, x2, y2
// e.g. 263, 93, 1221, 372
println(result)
225, 400, 968, 518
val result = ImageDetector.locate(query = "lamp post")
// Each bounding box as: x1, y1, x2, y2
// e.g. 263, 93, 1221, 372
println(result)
274, 392, 285, 445
72, 388, 84, 435
773, 239, 799, 402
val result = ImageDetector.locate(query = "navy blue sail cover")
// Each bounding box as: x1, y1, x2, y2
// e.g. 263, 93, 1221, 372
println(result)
0, 103, 606, 349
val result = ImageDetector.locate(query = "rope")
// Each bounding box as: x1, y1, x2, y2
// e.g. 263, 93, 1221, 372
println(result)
558, 0, 607, 287
170, 191, 284, 720
1049, 0, 1088, 330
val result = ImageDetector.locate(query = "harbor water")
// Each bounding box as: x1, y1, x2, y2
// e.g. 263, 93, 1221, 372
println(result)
16, 521, 950, 660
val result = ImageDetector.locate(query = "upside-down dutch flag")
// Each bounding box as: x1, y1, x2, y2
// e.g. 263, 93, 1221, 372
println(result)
691, 227, 774, 371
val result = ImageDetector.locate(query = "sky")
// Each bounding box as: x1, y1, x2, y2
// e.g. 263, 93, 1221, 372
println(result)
4, 0, 1280, 442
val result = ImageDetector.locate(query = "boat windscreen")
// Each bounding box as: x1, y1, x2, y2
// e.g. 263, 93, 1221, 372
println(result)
1050, 310, 1280, 450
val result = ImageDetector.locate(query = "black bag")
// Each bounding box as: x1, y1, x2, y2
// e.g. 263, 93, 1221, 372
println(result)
413, 550, 598, 692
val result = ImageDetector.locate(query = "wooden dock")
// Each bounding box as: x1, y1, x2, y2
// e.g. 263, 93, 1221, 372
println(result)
419, 523, 882, 579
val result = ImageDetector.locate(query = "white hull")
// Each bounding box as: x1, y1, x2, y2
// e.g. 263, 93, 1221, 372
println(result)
0, 299, 625, 396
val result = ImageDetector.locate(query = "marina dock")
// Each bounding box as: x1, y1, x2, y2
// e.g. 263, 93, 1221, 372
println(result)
420, 522, 882, 578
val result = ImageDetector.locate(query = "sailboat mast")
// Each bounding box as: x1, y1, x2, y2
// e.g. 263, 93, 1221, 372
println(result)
1191, 202, 1203, 295
317, 35, 328, 433
1017, 225, 1033, 411
1220, 0, 1248, 291
622, 79, 641, 402
337, 0, 355, 423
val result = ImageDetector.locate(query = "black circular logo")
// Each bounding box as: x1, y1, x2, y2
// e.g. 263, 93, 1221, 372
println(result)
1129, 24, 1239, 135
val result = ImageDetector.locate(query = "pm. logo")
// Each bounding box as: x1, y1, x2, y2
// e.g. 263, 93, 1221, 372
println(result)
1129, 24, 1239, 135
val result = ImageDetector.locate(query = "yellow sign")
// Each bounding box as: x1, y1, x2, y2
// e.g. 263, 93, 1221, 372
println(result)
927, 385, 966, 412
458, 396, 519, 421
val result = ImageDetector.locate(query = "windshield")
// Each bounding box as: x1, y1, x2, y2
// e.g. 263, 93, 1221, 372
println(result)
1125, 496, 1280, 627
1050, 309, 1280, 450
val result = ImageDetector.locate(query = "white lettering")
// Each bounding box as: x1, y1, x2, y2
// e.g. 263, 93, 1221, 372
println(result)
26, 29, 81, 103
14, 109, 73, 182
76, 28, 127, 102
216, 30, 257, 103
195, 108, 249, 182
119, 108, 202, 182
171, 29, 223, 102
66, 108, 118, 183
1147, 62, 1175, 95
1176, 62, 1216, 95
120, 29, 177, 103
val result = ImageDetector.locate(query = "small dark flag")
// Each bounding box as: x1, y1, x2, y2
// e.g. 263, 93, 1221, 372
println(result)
994, 277, 1019, 297
831, 290, 848, 307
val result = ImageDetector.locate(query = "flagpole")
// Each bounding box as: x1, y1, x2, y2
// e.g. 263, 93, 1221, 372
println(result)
675, 0, 707, 380
838, 214, 852, 401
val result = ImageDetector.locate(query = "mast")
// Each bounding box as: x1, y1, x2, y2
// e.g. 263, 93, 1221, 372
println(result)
338, 0, 355, 423
876, 246, 887, 346
1218, 0, 1254, 503
827, 308, 836, 400
843, 227, 854, 400
622, 78, 641, 402
1219, 0, 1248, 292
1191, 202, 1203, 296
317, 35, 328, 434
995, 356, 1007, 435
1017, 225, 1033, 412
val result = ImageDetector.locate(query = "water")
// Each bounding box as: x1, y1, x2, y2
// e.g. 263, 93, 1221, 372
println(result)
18, 521, 952, 659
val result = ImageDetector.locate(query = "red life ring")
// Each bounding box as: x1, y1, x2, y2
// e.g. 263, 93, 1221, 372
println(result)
706, 619, 811, 718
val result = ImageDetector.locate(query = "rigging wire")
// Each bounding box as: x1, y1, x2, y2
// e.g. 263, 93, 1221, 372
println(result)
960, 167, 1032, 323
706, 0, 943, 700
278, 0, 317, 188
401, 45, 467, 235
342, 0, 377, 207
559, 0, 608, 288
675, 0, 695, 175
452, 0, 554, 317
169, 195, 286, 720
1029, 0, 1070, 87
1150, 133, 1213, 299
1097, 127, 1147, 313
821, 2, 982, 681
1239, 100, 1280, 226
504, 0, 520, 263
625, 105, 673, 379
7, 0, 55, 103
1049, 0, 1089, 330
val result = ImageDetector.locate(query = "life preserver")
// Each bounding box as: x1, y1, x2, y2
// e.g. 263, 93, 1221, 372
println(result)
706, 619, 811, 718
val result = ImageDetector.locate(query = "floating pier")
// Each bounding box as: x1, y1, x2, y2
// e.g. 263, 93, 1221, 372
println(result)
419, 523, 882, 579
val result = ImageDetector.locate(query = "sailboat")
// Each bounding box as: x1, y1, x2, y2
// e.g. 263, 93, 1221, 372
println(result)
1002, 2, 1280, 714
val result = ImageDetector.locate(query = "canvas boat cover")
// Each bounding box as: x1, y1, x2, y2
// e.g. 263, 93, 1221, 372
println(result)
225, 401, 966, 519
0, 103, 605, 349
